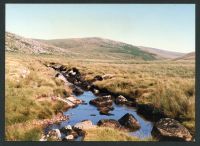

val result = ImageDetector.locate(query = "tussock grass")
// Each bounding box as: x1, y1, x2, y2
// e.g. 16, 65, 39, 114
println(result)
41, 54, 195, 132
83, 127, 146, 141
5, 121, 43, 141
6, 52, 195, 140
5, 52, 72, 140
41, 53, 195, 131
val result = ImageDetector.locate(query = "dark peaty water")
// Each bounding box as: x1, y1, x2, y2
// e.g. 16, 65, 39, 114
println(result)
47, 91, 153, 139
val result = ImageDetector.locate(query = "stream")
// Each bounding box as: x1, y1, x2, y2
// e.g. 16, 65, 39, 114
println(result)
46, 90, 154, 140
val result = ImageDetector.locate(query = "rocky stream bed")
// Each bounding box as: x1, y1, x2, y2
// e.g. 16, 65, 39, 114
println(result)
40, 62, 193, 142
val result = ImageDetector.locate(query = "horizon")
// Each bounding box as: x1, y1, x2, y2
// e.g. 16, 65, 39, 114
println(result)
7, 31, 192, 54
6, 4, 195, 53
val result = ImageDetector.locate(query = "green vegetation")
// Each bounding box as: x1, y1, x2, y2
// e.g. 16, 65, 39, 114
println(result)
6, 123, 42, 141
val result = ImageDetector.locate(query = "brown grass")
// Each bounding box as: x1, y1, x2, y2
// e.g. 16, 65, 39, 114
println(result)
5, 52, 195, 140
83, 127, 152, 141
5, 52, 72, 140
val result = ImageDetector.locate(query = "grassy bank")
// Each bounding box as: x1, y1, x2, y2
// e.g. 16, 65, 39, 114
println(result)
83, 127, 153, 141
5, 52, 72, 140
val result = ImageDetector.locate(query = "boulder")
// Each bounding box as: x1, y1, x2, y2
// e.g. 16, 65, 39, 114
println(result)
89, 95, 112, 107
73, 120, 95, 130
98, 107, 114, 115
115, 95, 127, 104
118, 113, 140, 131
151, 118, 192, 141
97, 119, 121, 129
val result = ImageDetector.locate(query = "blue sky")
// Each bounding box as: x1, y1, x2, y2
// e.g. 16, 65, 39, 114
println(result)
6, 4, 195, 53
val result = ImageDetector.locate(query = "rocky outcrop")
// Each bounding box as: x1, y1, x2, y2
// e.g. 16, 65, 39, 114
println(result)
151, 118, 192, 141
89, 95, 114, 115
118, 113, 140, 131
97, 119, 121, 129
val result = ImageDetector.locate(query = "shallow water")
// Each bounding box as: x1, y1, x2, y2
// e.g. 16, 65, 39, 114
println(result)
46, 91, 153, 140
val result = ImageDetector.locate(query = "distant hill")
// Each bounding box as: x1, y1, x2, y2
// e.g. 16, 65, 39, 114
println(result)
137, 46, 185, 59
6, 32, 185, 61
173, 52, 195, 61
38, 37, 159, 61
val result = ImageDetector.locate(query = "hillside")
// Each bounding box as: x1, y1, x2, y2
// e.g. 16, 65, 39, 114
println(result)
5, 32, 78, 57
6, 32, 185, 61
173, 52, 195, 61
41, 38, 185, 60
137, 46, 185, 59
37, 37, 159, 61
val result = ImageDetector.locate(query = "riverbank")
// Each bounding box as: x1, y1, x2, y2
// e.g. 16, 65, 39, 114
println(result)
5, 53, 74, 140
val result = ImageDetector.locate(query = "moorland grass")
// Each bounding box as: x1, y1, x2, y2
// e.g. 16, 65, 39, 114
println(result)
83, 127, 144, 141
5, 52, 195, 140
41, 54, 195, 131
5, 53, 72, 140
